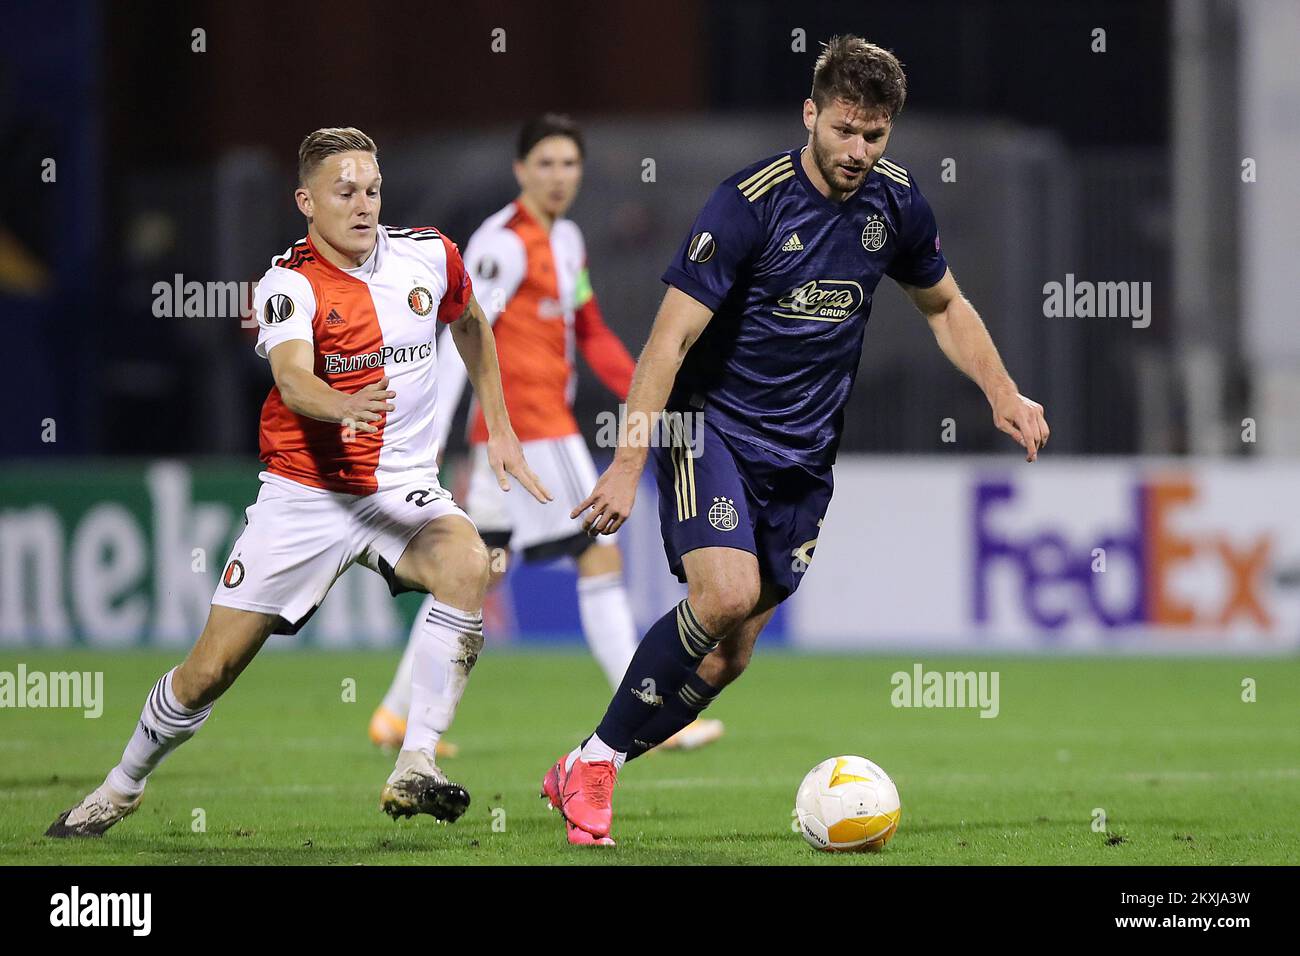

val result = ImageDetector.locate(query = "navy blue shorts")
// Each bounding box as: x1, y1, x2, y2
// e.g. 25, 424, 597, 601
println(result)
651, 415, 833, 598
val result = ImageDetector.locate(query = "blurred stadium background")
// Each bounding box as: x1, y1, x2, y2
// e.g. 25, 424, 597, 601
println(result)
2, 0, 1298, 656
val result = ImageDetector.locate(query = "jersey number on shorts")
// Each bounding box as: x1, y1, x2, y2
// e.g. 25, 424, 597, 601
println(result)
406, 488, 448, 507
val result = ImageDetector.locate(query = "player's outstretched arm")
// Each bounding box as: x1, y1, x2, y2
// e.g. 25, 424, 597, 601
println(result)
573, 285, 713, 535
268, 338, 394, 433
900, 268, 1050, 462
430, 326, 470, 464
448, 294, 552, 504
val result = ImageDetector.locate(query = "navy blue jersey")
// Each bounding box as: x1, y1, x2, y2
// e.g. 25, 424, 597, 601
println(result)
662, 147, 948, 470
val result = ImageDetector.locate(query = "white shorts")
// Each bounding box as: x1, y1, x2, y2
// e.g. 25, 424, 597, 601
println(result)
466, 433, 615, 559
212, 471, 473, 632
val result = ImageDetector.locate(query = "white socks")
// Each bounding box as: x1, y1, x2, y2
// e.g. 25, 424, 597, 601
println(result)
106, 667, 213, 799
403, 599, 484, 757
387, 571, 637, 722
576, 572, 638, 689
380, 626, 419, 716
575, 733, 626, 770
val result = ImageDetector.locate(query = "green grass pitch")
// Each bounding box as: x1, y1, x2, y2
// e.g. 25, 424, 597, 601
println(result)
1, 649, 1296, 865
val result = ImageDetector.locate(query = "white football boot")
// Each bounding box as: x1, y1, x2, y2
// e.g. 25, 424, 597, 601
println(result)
46, 782, 143, 838
380, 749, 470, 823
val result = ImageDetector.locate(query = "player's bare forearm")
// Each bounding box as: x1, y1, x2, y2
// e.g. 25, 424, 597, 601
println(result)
448, 297, 552, 503
613, 286, 713, 473
902, 269, 1048, 460
614, 344, 679, 473
928, 295, 1017, 404
901, 269, 1014, 402
449, 297, 511, 437
269, 339, 393, 432
276, 365, 349, 420
571, 287, 711, 535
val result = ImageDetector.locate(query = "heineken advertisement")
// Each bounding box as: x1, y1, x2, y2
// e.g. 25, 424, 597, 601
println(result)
0, 461, 427, 648
3, 457, 1293, 652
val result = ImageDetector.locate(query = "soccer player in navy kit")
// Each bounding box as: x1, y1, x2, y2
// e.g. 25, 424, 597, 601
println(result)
544, 35, 1050, 845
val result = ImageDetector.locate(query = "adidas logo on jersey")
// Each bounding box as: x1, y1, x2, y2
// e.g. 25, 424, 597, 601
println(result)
781, 233, 804, 252
325, 309, 345, 327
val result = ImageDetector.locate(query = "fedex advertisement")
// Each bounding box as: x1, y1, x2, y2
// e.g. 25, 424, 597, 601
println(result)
790, 458, 1300, 652
0, 458, 1291, 652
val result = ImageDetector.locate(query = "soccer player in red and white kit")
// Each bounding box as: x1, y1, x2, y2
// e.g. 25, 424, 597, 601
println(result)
46, 128, 550, 838
368, 117, 724, 778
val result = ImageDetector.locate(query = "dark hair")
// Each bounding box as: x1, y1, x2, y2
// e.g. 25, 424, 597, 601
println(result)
516, 113, 585, 160
811, 35, 907, 120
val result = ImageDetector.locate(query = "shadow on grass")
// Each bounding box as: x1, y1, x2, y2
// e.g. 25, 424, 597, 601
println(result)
0, 774, 104, 792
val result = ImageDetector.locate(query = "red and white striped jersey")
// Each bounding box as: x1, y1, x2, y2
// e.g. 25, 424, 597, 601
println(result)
251, 225, 472, 494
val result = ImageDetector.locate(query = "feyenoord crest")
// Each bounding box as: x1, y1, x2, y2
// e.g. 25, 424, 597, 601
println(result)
861, 214, 887, 252
222, 559, 245, 588
708, 496, 739, 532
264, 294, 294, 325
687, 231, 715, 263
407, 286, 434, 316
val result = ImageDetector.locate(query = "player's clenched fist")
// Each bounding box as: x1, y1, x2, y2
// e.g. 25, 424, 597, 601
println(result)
337, 375, 396, 434
990, 388, 1049, 462
572, 458, 640, 536
488, 431, 553, 504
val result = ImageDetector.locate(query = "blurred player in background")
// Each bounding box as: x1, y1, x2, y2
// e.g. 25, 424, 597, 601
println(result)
369, 116, 725, 773
548, 37, 1050, 846
47, 127, 550, 838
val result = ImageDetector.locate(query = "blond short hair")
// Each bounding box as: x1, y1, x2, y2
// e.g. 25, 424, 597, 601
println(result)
297, 127, 378, 184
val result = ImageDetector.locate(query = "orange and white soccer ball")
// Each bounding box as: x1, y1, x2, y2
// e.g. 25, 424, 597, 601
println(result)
795, 755, 901, 852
